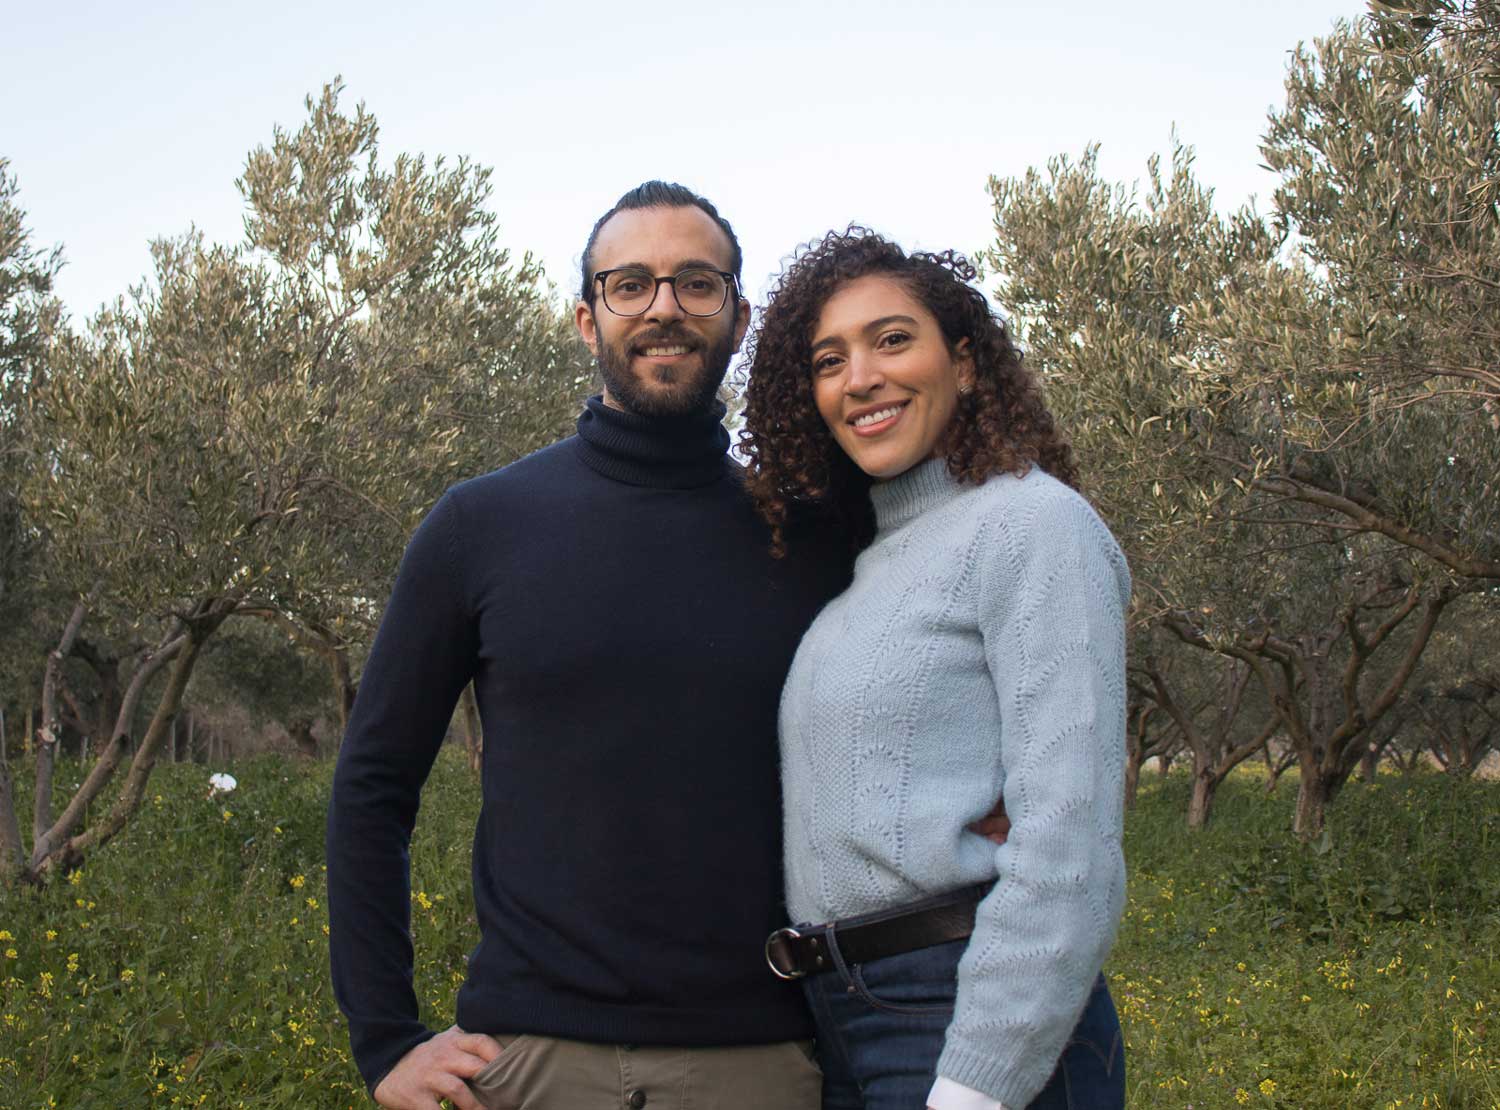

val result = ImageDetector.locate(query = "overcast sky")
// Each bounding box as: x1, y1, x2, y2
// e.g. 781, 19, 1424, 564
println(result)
5, 0, 1363, 320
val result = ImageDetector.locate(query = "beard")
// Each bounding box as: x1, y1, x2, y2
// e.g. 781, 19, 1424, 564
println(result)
595, 319, 736, 417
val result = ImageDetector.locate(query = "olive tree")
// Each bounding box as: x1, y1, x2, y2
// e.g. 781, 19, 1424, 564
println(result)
0, 159, 64, 880
3, 82, 590, 884
987, 128, 1470, 836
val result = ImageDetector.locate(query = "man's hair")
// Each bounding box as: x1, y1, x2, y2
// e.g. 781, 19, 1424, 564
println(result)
579, 181, 743, 304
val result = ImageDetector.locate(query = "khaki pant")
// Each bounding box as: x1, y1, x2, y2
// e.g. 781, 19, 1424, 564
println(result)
466, 1035, 822, 1110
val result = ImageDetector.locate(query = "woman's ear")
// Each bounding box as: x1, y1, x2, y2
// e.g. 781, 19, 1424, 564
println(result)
955, 337, 976, 393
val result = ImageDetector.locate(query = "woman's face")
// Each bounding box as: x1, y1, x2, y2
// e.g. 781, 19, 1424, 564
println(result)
809, 274, 973, 481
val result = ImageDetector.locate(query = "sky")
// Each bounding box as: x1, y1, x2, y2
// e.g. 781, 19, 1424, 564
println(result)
4, 0, 1365, 320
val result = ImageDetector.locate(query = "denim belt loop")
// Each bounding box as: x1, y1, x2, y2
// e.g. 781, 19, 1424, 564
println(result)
823, 922, 857, 988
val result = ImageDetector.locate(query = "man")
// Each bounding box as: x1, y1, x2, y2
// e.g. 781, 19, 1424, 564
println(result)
326, 182, 850, 1110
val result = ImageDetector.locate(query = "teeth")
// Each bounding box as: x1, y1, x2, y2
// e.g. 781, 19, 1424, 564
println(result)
642, 346, 690, 356
853, 405, 903, 428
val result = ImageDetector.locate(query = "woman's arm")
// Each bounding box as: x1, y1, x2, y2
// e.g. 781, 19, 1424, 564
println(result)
934, 479, 1131, 1108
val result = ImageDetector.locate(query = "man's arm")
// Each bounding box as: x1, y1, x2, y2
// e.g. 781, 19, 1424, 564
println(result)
326, 493, 480, 1096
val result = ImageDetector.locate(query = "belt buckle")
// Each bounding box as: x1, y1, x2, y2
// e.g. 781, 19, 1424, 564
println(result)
764, 926, 806, 980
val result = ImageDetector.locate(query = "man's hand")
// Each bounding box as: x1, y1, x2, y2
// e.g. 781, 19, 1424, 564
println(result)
968, 798, 1010, 845
372, 1025, 505, 1110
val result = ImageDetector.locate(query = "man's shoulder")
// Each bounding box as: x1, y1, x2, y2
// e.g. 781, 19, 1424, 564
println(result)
446, 435, 582, 507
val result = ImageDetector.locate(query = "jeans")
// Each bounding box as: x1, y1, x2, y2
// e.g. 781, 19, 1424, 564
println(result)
801, 938, 1124, 1110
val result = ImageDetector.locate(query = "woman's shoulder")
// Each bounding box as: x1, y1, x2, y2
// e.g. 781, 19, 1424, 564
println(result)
970, 464, 1103, 529
968, 466, 1130, 586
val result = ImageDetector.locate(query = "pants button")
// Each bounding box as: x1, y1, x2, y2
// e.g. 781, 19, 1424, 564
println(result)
627, 1088, 647, 1109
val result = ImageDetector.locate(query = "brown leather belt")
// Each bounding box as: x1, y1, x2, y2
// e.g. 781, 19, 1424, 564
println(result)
765, 884, 990, 981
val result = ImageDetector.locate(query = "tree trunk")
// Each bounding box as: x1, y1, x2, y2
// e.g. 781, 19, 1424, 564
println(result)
287, 718, 318, 758
1157, 752, 1175, 778
460, 684, 483, 774
24, 625, 192, 877
1293, 763, 1342, 838
36, 595, 95, 845
1187, 765, 1220, 829
0, 755, 24, 884
1359, 743, 1379, 782
23, 707, 32, 756
331, 648, 356, 738
42, 619, 222, 875
1124, 744, 1142, 809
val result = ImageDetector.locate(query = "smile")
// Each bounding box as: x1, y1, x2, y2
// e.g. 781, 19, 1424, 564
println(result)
639, 345, 693, 357
848, 402, 908, 435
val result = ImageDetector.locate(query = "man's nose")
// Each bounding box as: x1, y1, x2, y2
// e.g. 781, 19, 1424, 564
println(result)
643, 277, 686, 322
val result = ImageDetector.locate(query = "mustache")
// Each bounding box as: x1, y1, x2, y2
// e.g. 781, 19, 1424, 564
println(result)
629, 327, 701, 353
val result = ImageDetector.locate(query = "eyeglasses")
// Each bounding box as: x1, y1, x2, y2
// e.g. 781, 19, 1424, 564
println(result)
593, 267, 736, 317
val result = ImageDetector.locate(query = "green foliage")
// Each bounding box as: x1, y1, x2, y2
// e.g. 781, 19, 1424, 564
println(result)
0, 752, 479, 1107
0, 160, 64, 714
1, 756, 1494, 1107
1116, 769, 1498, 1108
987, 16, 1500, 835
22, 79, 591, 639
190, 617, 336, 732
2, 80, 593, 879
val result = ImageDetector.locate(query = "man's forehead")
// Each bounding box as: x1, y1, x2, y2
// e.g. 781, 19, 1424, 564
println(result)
591, 205, 734, 271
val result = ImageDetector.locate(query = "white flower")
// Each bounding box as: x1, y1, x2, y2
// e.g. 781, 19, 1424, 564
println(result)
208, 772, 238, 795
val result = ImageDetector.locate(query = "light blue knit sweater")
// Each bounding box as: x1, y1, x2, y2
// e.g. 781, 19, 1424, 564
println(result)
780, 458, 1131, 1107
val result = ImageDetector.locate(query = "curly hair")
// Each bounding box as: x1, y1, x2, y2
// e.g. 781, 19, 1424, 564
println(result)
741, 227, 1078, 555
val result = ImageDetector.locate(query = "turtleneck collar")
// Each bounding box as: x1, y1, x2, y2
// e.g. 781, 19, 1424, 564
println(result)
574, 394, 730, 489
869, 457, 965, 535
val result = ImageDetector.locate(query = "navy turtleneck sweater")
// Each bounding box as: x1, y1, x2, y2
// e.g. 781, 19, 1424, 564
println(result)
327, 397, 851, 1092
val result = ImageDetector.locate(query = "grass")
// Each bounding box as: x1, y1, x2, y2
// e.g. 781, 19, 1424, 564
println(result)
0, 754, 1495, 1108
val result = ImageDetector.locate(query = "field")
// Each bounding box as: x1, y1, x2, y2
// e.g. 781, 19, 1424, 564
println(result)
1, 754, 1496, 1109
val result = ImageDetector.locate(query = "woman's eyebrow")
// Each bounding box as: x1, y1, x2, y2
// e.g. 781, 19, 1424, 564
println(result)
810, 314, 920, 355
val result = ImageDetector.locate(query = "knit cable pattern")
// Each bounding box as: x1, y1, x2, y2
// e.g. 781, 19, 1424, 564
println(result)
780, 458, 1130, 1107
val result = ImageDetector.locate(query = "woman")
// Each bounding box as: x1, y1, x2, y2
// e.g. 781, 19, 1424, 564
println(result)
741, 229, 1130, 1110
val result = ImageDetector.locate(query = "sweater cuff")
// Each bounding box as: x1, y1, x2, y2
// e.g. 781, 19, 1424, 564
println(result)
929, 1076, 1009, 1110
936, 1038, 1040, 1109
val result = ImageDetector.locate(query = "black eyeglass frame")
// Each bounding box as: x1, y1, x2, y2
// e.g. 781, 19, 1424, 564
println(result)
592, 267, 739, 317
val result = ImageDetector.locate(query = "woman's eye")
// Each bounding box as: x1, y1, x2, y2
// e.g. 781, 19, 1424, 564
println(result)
878, 331, 911, 348
813, 355, 843, 375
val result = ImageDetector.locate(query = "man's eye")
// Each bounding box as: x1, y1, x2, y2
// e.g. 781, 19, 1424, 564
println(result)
616, 280, 647, 294
681, 278, 713, 294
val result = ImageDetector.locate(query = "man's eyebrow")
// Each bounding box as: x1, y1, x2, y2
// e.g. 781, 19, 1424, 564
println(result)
605, 259, 726, 274
810, 314, 920, 354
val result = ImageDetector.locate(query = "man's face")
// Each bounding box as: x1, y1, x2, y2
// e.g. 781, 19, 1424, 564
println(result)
576, 205, 750, 417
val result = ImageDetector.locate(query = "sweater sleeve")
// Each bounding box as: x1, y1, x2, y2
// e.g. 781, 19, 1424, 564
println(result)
326, 492, 479, 1094
935, 483, 1130, 1107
